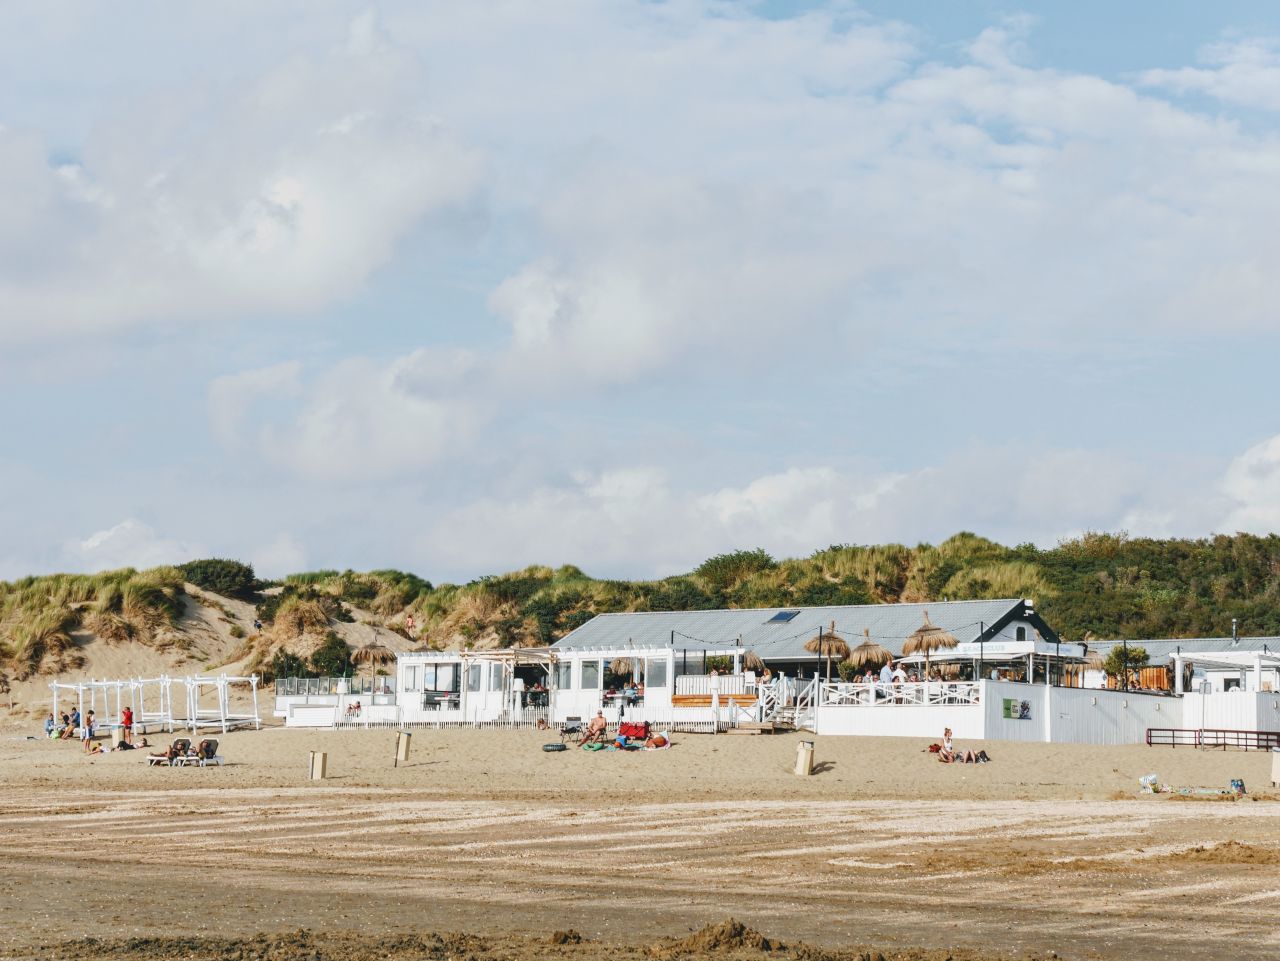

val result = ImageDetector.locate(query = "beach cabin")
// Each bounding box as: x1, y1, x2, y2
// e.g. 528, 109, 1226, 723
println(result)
395, 648, 555, 726
1090, 636, 1280, 694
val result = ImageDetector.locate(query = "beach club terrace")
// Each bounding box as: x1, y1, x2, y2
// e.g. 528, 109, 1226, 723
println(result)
270, 599, 1280, 746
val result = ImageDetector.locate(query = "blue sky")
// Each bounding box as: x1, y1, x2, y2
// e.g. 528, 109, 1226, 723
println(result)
3, 1, 1280, 582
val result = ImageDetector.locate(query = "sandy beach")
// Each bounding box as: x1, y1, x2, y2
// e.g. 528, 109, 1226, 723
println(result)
2, 726, 1278, 960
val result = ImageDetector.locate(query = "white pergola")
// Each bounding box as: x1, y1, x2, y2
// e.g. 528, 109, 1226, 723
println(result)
49, 676, 177, 734
1171, 650, 1280, 694
183, 674, 262, 733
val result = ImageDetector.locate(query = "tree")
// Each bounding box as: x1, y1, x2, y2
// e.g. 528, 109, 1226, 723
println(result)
1102, 645, 1148, 689
269, 650, 308, 680
309, 633, 352, 677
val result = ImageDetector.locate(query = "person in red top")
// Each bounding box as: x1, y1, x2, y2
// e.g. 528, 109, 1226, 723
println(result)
121, 706, 134, 745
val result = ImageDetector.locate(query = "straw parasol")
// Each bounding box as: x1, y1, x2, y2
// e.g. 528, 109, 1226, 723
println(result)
1084, 648, 1104, 672
351, 642, 395, 673
805, 620, 850, 680
902, 610, 958, 677
742, 650, 766, 674
847, 628, 892, 673
609, 656, 634, 677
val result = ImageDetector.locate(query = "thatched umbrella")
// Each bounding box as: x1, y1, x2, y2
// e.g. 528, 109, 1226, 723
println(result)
1084, 649, 1104, 672
609, 656, 634, 678
351, 642, 395, 673
902, 610, 957, 678
804, 620, 850, 681
742, 650, 766, 674
847, 628, 892, 674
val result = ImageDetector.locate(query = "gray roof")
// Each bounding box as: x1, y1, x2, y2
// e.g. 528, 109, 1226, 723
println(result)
552, 598, 1034, 661
1091, 636, 1280, 660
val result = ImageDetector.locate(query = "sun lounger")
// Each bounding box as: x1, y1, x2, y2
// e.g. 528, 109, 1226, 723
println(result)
147, 737, 192, 767
186, 738, 224, 767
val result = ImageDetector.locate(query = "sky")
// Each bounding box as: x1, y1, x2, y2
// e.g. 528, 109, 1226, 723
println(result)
3, 0, 1280, 583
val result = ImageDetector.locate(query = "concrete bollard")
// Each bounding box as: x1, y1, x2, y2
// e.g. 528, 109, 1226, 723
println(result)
794, 739, 814, 777
111, 727, 124, 749
395, 731, 411, 767
308, 750, 328, 781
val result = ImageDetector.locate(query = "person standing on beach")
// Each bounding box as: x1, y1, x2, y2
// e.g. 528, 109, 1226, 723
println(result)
878, 659, 893, 700
81, 711, 95, 752
121, 706, 133, 744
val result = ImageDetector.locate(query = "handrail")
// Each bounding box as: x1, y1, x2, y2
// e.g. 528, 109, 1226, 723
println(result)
818, 681, 982, 707
1146, 727, 1280, 751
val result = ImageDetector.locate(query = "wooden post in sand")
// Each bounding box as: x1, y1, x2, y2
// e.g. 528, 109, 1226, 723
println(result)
395, 731, 411, 767
308, 751, 328, 780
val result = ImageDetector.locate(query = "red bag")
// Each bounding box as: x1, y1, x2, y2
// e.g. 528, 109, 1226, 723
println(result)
618, 721, 650, 739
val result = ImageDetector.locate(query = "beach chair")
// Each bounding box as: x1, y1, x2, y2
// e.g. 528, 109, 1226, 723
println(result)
560, 717, 583, 743
147, 737, 192, 767
185, 738, 224, 767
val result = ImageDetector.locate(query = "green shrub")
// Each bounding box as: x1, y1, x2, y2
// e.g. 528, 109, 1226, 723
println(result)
180, 559, 258, 599
229, 624, 245, 639
270, 649, 308, 679
310, 632, 351, 676
694, 549, 776, 590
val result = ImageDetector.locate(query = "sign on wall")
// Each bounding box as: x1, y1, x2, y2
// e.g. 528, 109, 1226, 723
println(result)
1002, 698, 1032, 720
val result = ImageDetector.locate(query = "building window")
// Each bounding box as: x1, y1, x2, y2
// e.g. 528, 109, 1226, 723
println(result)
467, 663, 482, 692
1016, 626, 1027, 642
489, 664, 504, 691
556, 662, 573, 690
646, 658, 668, 688
581, 660, 600, 690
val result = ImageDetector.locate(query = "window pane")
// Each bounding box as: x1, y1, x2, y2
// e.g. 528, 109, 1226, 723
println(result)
440, 664, 458, 692
405, 666, 418, 690
490, 664, 504, 690
556, 662, 572, 689
467, 663, 482, 692
647, 658, 668, 688
581, 660, 600, 689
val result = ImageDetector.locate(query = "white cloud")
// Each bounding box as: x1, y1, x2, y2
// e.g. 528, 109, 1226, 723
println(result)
207, 361, 302, 447
1221, 434, 1280, 533
208, 347, 492, 482
1141, 38, 1280, 111
65, 519, 203, 572
0, 13, 483, 342
251, 533, 308, 579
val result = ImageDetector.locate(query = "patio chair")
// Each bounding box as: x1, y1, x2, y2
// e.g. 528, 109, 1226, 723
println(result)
560, 717, 583, 743
147, 737, 192, 767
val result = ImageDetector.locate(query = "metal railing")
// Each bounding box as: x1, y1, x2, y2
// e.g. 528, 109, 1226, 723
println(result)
1146, 727, 1280, 751
818, 681, 982, 707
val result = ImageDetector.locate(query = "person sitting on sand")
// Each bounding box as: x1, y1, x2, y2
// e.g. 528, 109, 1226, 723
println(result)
644, 732, 669, 749
86, 741, 104, 756
44, 713, 56, 738
578, 711, 608, 746
938, 728, 980, 764
939, 727, 956, 763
